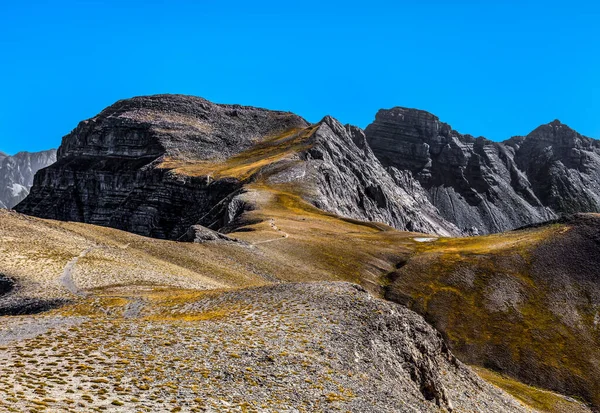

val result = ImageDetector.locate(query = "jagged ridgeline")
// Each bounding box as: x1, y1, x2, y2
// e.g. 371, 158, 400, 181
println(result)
15, 95, 459, 238
17, 94, 600, 239
365, 108, 600, 234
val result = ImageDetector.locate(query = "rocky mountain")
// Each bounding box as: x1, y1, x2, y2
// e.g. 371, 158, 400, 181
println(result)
18, 95, 600, 238
365, 107, 600, 234
17, 95, 459, 238
16, 95, 308, 239
5, 94, 600, 411
0, 149, 56, 209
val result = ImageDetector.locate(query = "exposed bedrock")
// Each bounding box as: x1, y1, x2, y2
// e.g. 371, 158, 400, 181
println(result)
16, 95, 307, 239
365, 107, 600, 234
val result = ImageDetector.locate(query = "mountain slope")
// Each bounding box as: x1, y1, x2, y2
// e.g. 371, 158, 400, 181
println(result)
0, 149, 56, 209
0, 209, 543, 412
365, 107, 600, 234
17, 95, 460, 238
384, 214, 600, 409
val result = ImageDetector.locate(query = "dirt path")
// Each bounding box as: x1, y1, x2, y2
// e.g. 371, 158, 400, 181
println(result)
252, 219, 289, 245
59, 247, 96, 297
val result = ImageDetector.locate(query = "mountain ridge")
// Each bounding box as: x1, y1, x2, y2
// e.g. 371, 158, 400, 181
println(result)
17, 94, 600, 237
4, 94, 600, 411
365, 106, 600, 234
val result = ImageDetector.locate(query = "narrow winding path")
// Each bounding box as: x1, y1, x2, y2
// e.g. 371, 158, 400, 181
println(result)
252, 219, 289, 245
59, 247, 96, 297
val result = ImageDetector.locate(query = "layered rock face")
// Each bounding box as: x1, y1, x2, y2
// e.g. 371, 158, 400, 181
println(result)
18, 95, 461, 238
19, 95, 600, 238
365, 107, 600, 234
17, 95, 308, 239
508, 121, 600, 214
263, 116, 460, 235
0, 150, 57, 209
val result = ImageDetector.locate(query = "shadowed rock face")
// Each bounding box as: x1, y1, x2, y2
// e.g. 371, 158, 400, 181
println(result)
17, 95, 600, 239
16, 95, 308, 240
365, 107, 600, 234
0, 150, 56, 209
262, 116, 461, 236
0, 275, 14, 296
17, 95, 461, 238
508, 121, 600, 214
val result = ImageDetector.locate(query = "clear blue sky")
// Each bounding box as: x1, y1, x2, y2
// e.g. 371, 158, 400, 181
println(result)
1, 1, 598, 154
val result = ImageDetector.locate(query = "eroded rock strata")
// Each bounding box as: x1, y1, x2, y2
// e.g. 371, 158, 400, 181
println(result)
16, 95, 308, 239
365, 107, 600, 234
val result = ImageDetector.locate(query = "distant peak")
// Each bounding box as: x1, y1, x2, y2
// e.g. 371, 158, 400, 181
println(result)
318, 115, 339, 127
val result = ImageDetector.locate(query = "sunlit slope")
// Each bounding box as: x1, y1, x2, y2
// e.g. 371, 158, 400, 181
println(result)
0, 187, 415, 312
384, 214, 600, 409
1, 196, 598, 410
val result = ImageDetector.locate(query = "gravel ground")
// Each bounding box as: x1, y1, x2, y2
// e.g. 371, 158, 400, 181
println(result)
0, 282, 532, 413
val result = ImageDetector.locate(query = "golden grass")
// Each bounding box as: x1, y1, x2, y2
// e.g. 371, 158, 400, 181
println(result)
386, 222, 600, 408
159, 127, 312, 180
474, 367, 590, 413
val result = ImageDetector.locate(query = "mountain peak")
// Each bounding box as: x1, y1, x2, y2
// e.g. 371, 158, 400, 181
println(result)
549, 119, 563, 126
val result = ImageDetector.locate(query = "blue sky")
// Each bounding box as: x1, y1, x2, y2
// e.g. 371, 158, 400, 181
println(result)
0, 1, 598, 154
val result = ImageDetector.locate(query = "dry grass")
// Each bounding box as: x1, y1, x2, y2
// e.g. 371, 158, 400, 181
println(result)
159, 127, 312, 180
385, 222, 600, 409
474, 367, 590, 413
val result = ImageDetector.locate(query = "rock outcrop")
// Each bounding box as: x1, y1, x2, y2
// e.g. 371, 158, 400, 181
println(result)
16, 95, 308, 239
365, 107, 600, 234
17, 95, 600, 238
17, 95, 460, 238
263, 116, 460, 235
0, 150, 56, 209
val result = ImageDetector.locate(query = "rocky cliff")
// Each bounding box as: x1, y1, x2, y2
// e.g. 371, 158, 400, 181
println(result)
261, 116, 460, 236
16, 95, 308, 239
17, 95, 600, 238
17, 95, 460, 238
365, 107, 600, 234
0, 150, 57, 209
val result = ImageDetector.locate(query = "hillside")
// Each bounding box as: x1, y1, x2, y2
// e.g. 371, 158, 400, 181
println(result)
384, 214, 600, 408
6, 94, 600, 411
1, 204, 593, 412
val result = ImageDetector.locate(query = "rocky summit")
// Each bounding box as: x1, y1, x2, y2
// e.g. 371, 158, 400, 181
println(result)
17, 95, 459, 238
0, 149, 56, 209
365, 107, 600, 234
18, 95, 600, 238
16, 95, 308, 240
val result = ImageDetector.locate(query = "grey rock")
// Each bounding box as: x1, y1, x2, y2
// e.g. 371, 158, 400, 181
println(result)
174, 281, 533, 412
16, 95, 307, 240
0, 150, 56, 209
19, 95, 600, 238
18, 95, 460, 238
364, 107, 600, 234
265, 116, 461, 235
181, 224, 243, 244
